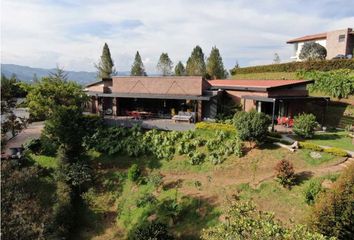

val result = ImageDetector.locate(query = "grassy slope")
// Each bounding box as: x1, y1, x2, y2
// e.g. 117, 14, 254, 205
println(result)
31, 129, 346, 239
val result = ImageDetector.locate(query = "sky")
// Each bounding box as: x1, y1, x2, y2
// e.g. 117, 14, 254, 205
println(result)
1, 0, 354, 73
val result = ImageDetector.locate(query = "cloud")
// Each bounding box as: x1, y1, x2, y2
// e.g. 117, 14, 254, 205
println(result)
1, 0, 354, 73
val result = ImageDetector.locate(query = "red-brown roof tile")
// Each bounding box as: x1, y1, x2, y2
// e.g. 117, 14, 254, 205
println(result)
287, 32, 327, 43
209, 79, 312, 89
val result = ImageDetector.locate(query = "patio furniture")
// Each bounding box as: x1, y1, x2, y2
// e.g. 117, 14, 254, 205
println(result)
172, 111, 195, 123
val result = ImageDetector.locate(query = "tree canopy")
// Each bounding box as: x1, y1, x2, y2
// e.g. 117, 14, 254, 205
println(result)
299, 42, 327, 61
131, 51, 147, 76
157, 53, 173, 76
273, 53, 281, 64
96, 43, 116, 78
26, 68, 87, 120
186, 45, 206, 77
174, 61, 186, 76
206, 46, 228, 79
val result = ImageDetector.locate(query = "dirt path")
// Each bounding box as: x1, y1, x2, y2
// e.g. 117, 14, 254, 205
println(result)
3, 122, 44, 155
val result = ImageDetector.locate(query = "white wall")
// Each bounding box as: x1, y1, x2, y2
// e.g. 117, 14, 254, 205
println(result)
291, 39, 327, 61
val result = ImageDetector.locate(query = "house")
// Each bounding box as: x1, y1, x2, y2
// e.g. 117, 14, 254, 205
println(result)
287, 28, 354, 61
85, 77, 329, 130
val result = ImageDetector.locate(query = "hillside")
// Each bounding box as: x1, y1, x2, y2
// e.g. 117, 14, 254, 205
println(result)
1, 64, 130, 85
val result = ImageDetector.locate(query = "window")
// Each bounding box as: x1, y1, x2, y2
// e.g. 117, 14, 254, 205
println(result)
338, 34, 345, 42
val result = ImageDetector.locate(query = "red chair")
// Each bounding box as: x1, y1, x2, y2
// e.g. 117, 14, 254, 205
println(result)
287, 118, 294, 127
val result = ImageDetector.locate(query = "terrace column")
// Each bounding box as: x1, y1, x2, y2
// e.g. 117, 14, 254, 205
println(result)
93, 96, 99, 114
197, 100, 202, 122
112, 97, 117, 116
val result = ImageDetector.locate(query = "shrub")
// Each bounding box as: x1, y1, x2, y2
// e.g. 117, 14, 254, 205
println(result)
230, 59, 354, 75
128, 164, 141, 182
293, 113, 318, 139
304, 179, 323, 205
309, 164, 354, 239
298, 142, 323, 151
188, 151, 206, 165
274, 159, 295, 188
147, 172, 163, 188
323, 147, 348, 157
195, 122, 236, 133
299, 42, 327, 61
129, 221, 173, 240
233, 110, 271, 144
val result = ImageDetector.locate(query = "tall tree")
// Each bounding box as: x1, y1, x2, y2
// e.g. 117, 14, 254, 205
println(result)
174, 61, 186, 76
96, 43, 116, 78
26, 72, 87, 120
157, 53, 173, 76
186, 45, 206, 77
273, 53, 281, 64
206, 46, 228, 79
49, 65, 68, 81
131, 51, 147, 76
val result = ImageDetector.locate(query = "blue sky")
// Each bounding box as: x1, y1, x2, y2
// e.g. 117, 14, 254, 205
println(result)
1, 0, 354, 73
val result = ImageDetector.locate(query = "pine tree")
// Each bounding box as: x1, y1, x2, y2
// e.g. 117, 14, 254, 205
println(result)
174, 61, 186, 76
186, 45, 206, 77
49, 65, 68, 81
157, 53, 173, 76
131, 51, 147, 76
206, 46, 228, 79
273, 53, 281, 64
96, 43, 116, 78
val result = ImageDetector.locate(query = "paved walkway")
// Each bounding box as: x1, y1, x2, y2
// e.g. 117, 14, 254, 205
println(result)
3, 121, 44, 155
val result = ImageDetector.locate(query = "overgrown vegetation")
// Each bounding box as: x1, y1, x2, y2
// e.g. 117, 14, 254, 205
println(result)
309, 164, 354, 239
299, 69, 354, 99
201, 200, 333, 240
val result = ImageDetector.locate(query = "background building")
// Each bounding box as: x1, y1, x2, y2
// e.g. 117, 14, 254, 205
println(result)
287, 28, 354, 61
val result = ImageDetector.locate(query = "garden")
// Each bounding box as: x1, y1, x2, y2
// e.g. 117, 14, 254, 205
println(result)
24, 111, 351, 239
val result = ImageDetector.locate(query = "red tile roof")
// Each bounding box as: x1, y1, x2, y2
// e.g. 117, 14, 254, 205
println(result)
287, 32, 327, 43
209, 79, 312, 89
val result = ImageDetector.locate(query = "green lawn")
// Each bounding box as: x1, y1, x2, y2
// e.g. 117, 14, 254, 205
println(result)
234, 173, 340, 224
299, 149, 341, 166
306, 131, 354, 151
30, 154, 58, 169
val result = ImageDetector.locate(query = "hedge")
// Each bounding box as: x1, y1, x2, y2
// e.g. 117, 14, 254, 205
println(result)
195, 122, 236, 133
298, 142, 323, 151
323, 147, 348, 157
230, 59, 354, 75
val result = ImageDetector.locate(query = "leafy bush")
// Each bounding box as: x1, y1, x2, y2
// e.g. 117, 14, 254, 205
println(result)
299, 142, 323, 151
128, 164, 141, 182
129, 221, 173, 240
230, 59, 354, 75
208, 151, 226, 165
299, 69, 354, 99
188, 151, 206, 165
147, 172, 163, 187
195, 122, 236, 133
293, 113, 318, 138
39, 134, 59, 156
323, 147, 348, 157
233, 110, 271, 144
274, 160, 295, 188
299, 42, 327, 61
304, 179, 323, 205
309, 164, 354, 239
